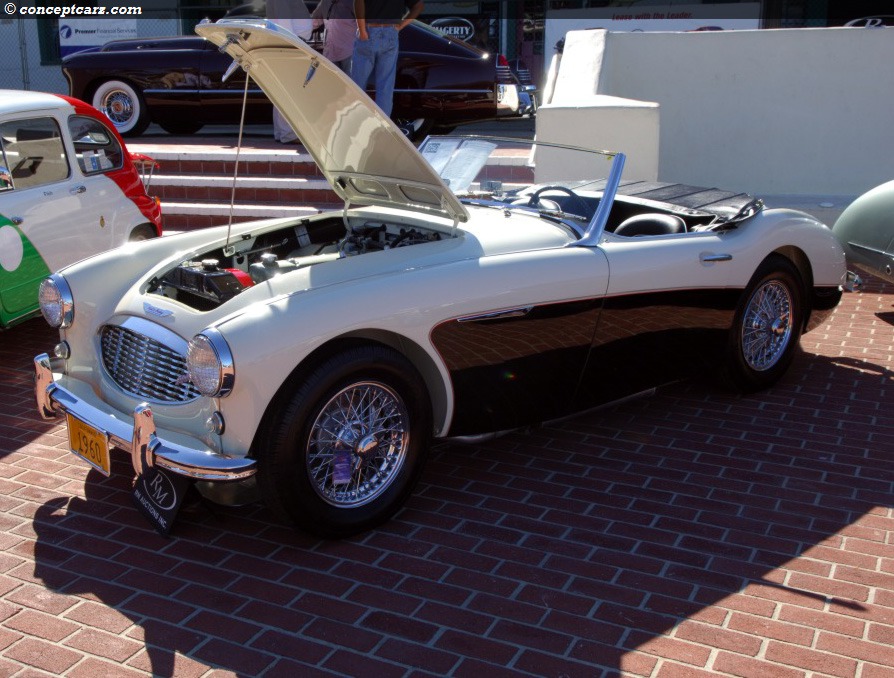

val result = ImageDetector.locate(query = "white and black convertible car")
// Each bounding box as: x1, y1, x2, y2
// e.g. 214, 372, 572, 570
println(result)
34, 20, 847, 536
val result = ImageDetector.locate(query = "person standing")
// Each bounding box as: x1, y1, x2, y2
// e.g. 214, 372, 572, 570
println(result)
351, 0, 424, 117
267, 0, 314, 143
311, 0, 357, 75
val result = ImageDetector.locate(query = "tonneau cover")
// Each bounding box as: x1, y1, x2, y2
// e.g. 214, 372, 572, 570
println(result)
574, 179, 759, 223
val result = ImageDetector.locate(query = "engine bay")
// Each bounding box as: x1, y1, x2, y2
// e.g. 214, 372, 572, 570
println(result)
148, 217, 444, 311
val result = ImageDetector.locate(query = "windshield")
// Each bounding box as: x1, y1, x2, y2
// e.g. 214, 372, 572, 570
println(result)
418, 135, 619, 196
418, 135, 624, 244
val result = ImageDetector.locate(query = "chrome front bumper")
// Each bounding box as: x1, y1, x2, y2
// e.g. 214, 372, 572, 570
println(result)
34, 353, 257, 482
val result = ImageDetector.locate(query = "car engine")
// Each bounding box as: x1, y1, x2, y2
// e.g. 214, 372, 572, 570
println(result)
149, 218, 443, 311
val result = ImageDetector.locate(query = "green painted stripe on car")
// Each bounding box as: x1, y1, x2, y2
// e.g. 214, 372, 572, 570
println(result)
0, 213, 52, 326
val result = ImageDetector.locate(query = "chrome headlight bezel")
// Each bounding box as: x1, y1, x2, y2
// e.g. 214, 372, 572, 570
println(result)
186, 328, 235, 398
38, 275, 74, 328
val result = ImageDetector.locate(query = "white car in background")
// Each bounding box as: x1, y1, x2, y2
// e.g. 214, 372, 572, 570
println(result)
0, 90, 161, 329
33, 20, 846, 537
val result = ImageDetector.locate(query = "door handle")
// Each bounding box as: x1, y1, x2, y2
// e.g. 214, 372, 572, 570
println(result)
700, 253, 732, 263
70, 185, 86, 195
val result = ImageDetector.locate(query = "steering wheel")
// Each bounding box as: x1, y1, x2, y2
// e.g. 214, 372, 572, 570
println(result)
528, 185, 591, 218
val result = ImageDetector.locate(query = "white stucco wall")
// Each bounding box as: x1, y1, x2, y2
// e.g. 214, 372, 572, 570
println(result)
547, 26, 894, 197
536, 31, 660, 183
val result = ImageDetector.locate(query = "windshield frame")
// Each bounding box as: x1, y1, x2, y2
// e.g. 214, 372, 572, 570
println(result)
418, 134, 626, 247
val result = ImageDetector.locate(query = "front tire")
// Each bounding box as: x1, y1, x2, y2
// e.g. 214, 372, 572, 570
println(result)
259, 345, 432, 537
92, 80, 149, 136
724, 255, 805, 392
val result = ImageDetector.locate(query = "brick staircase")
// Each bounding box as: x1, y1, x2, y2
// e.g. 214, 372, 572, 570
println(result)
127, 133, 535, 233
126, 136, 340, 231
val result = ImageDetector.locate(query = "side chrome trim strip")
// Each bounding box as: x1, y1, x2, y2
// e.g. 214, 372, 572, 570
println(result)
142, 87, 493, 96
143, 88, 265, 95
457, 306, 533, 322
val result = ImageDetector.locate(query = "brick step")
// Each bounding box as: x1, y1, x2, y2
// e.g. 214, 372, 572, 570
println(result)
129, 138, 537, 230
150, 174, 337, 205
138, 147, 320, 178
140, 147, 536, 179
161, 202, 343, 232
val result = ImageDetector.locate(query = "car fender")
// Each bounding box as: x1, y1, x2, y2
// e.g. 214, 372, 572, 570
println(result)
732, 208, 846, 288
832, 180, 894, 283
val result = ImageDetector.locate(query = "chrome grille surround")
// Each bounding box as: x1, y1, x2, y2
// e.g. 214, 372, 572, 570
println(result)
100, 318, 200, 404
496, 64, 516, 85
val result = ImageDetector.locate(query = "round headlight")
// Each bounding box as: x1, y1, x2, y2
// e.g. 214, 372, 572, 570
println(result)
186, 329, 234, 397
38, 275, 74, 328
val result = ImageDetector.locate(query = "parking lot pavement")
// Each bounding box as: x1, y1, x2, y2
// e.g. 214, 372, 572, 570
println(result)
0, 274, 891, 677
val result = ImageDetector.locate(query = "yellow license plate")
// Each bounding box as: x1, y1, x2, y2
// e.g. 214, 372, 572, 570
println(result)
66, 414, 111, 476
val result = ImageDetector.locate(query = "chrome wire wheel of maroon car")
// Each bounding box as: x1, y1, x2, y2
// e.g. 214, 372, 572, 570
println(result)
724, 254, 804, 392
92, 79, 149, 136
259, 345, 431, 537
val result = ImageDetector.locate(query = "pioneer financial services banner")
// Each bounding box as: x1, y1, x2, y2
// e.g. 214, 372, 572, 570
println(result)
59, 19, 138, 57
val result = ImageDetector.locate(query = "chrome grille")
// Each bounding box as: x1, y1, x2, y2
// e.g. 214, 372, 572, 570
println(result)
509, 59, 533, 86
496, 64, 516, 85
101, 324, 200, 403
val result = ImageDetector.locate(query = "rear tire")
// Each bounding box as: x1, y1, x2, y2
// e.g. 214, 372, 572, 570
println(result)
258, 345, 432, 537
723, 255, 805, 392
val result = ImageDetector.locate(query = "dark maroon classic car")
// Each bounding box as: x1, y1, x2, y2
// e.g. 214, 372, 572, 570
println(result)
61, 20, 533, 139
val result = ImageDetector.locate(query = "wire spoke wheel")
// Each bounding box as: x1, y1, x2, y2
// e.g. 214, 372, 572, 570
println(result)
741, 280, 793, 371
306, 381, 410, 508
102, 90, 135, 126
723, 255, 804, 393
260, 345, 431, 536
92, 80, 149, 136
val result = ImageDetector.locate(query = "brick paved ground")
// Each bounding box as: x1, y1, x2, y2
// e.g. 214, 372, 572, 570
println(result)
0, 275, 891, 677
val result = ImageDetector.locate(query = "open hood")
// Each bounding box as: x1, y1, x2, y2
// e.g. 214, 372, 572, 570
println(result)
196, 19, 468, 223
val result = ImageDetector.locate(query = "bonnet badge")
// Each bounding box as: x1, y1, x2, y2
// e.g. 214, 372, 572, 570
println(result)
143, 302, 174, 320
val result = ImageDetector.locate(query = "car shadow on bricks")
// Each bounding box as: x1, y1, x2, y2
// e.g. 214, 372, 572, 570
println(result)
6, 276, 893, 675
18, 342, 893, 676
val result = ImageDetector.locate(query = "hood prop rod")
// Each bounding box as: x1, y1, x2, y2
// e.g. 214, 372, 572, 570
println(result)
223, 62, 251, 256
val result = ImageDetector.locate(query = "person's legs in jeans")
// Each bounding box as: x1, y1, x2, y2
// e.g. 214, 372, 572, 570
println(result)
351, 35, 375, 94
335, 57, 352, 75
372, 27, 399, 117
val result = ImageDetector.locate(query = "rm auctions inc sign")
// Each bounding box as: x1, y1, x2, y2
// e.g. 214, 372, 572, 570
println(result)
431, 17, 475, 42
59, 19, 138, 57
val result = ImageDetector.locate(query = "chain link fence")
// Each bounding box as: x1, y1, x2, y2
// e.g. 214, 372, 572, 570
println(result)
0, 16, 177, 95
